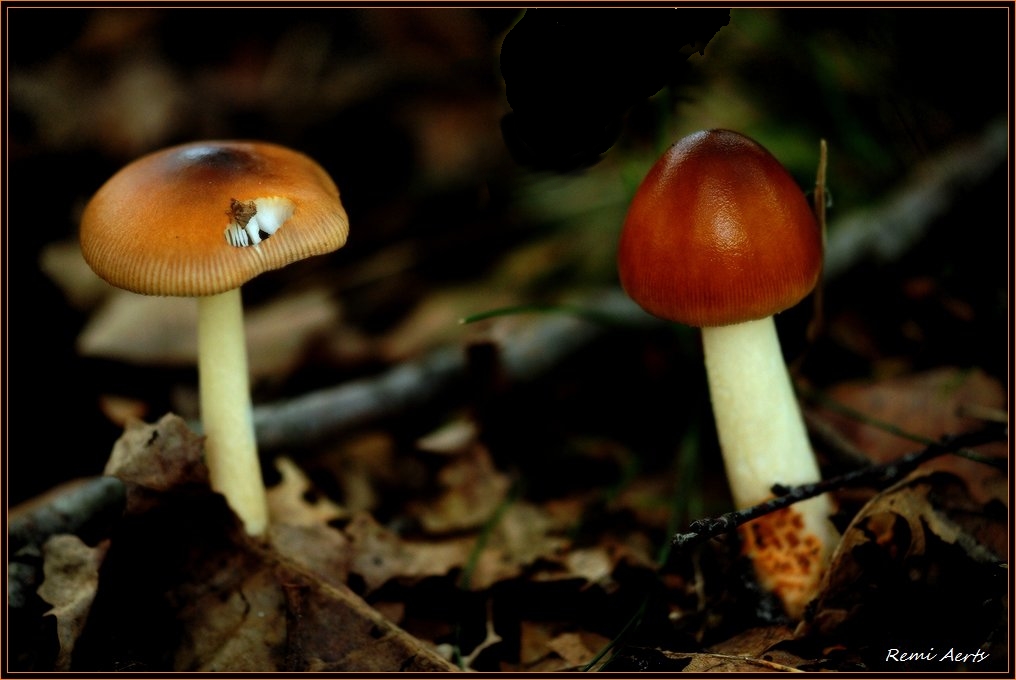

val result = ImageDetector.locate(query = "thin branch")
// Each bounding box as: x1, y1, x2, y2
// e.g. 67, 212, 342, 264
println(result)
9, 476, 126, 553
252, 288, 659, 450
669, 424, 1006, 554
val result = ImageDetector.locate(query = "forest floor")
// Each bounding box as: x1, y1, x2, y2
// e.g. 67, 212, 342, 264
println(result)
7, 7, 1010, 674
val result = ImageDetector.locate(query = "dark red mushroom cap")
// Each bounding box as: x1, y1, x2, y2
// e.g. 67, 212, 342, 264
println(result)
617, 129, 822, 327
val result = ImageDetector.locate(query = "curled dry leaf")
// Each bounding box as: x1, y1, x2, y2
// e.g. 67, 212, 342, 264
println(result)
103, 413, 208, 492
333, 418, 577, 594
102, 413, 210, 517
802, 471, 1007, 671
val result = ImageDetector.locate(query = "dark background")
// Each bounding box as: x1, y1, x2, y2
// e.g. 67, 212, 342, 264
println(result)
7, 6, 1009, 509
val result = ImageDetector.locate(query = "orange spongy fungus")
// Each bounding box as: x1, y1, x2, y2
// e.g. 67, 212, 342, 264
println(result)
739, 506, 827, 619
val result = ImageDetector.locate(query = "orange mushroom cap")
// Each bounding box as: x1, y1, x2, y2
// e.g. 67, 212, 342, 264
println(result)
618, 129, 821, 327
80, 140, 349, 297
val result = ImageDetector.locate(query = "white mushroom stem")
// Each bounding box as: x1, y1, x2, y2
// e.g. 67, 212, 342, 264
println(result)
197, 288, 269, 536
701, 315, 837, 615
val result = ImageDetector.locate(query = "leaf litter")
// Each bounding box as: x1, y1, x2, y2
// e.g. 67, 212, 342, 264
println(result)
29, 355, 1007, 674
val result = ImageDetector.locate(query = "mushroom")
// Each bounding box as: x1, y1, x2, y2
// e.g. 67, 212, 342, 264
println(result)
80, 140, 349, 536
617, 129, 837, 617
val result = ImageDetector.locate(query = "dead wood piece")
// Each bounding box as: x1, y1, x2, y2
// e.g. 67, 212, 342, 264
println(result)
9, 476, 125, 553
823, 119, 1007, 280
252, 288, 659, 450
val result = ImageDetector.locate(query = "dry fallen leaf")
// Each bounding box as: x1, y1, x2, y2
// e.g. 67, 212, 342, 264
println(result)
170, 540, 459, 672
512, 621, 609, 672
546, 630, 611, 668
410, 437, 512, 535
808, 366, 1007, 556
74, 413, 458, 672
475, 503, 573, 582
77, 287, 341, 382
172, 549, 288, 671
37, 535, 111, 671
811, 367, 1005, 475
343, 511, 473, 594
266, 456, 354, 590
267, 456, 346, 528
277, 555, 457, 672
704, 624, 812, 671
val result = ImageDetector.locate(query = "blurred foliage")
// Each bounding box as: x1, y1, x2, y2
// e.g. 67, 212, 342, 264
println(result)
8, 6, 1008, 517
499, 8, 730, 170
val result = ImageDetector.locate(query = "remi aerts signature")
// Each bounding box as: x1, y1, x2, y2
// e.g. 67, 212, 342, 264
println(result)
886, 648, 990, 664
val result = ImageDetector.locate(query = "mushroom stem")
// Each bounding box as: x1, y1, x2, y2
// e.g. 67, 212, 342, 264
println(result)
197, 288, 268, 536
701, 316, 837, 616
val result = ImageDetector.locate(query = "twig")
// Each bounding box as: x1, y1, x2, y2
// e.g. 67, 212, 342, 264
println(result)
806, 138, 829, 345
9, 475, 126, 553
252, 288, 659, 450
669, 424, 1006, 554
8, 476, 127, 612
253, 344, 467, 450
691, 652, 806, 673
